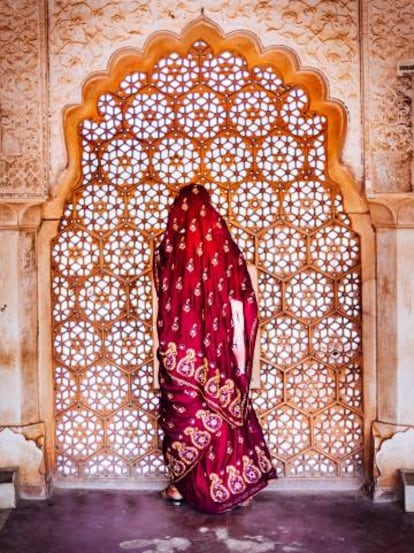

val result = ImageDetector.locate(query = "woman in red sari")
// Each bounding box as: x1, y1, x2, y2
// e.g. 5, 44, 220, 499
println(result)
154, 184, 276, 513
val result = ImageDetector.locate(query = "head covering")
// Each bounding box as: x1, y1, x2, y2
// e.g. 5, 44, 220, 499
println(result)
154, 184, 258, 426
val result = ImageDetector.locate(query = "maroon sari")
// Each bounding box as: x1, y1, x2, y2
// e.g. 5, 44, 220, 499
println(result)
154, 184, 276, 513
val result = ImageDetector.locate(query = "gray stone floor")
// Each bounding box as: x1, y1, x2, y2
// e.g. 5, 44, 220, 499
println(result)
0, 489, 413, 553
0, 509, 10, 533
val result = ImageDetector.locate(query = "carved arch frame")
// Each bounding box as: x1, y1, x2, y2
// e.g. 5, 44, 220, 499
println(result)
38, 18, 376, 486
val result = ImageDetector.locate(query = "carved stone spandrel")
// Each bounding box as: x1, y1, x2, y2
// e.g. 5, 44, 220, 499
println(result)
48, 2, 362, 189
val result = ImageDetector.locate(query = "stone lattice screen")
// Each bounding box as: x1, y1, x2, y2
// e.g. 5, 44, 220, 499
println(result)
51, 37, 363, 481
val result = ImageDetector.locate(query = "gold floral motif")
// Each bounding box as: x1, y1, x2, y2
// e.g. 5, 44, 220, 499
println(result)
184, 426, 211, 449
219, 379, 235, 408
255, 445, 273, 474
172, 441, 199, 465
176, 348, 195, 377
209, 473, 230, 503
166, 452, 186, 477
226, 465, 246, 494
195, 358, 208, 385
242, 455, 261, 483
159, 342, 177, 371
196, 409, 223, 433
205, 370, 220, 398
228, 389, 242, 418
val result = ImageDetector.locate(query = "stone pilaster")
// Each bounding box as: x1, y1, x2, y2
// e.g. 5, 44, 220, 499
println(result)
0, 200, 47, 498
369, 193, 414, 500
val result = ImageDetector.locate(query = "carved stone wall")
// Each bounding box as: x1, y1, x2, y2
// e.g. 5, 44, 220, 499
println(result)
0, 0, 413, 498
48, 0, 362, 191
364, 1, 414, 193
0, 1, 47, 198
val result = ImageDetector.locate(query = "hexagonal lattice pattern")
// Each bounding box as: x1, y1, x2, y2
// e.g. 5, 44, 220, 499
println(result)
314, 406, 363, 458
74, 180, 124, 234
78, 274, 127, 323
83, 454, 130, 478
56, 408, 104, 458
125, 89, 174, 141
230, 89, 278, 137
107, 409, 156, 459
100, 137, 149, 186
287, 450, 337, 477
257, 271, 282, 320
129, 273, 153, 323
257, 135, 305, 183
52, 276, 75, 323
258, 226, 307, 278
152, 135, 200, 185
310, 224, 360, 276
202, 50, 249, 93
231, 180, 279, 230
261, 317, 309, 369
283, 180, 332, 230
338, 364, 363, 411
338, 272, 361, 319
55, 365, 77, 413
53, 229, 99, 278
102, 229, 148, 278
177, 87, 226, 139
131, 364, 160, 414
52, 37, 363, 482
340, 452, 364, 477
105, 319, 153, 370
312, 315, 361, 366
79, 363, 129, 413
251, 362, 284, 413
152, 51, 198, 96
281, 89, 327, 138
286, 361, 336, 413
205, 135, 253, 185
227, 225, 255, 263
54, 320, 102, 370
81, 93, 122, 143
265, 405, 311, 460
127, 182, 173, 233
285, 271, 334, 320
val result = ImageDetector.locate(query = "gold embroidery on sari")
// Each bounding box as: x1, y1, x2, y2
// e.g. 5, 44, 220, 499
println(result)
184, 426, 211, 449
209, 473, 230, 503
219, 379, 235, 408
242, 455, 261, 483
195, 358, 208, 385
196, 410, 223, 433
228, 389, 242, 418
226, 465, 246, 495
205, 370, 220, 398
159, 342, 177, 371
255, 446, 273, 473
176, 348, 195, 377
166, 451, 186, 478
172, 441, 199, 465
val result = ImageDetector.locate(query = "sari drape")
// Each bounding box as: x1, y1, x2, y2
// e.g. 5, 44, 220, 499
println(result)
154, 184, 276, 513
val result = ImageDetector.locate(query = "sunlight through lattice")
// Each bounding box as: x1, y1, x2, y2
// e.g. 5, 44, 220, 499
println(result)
52, 37, 363, 481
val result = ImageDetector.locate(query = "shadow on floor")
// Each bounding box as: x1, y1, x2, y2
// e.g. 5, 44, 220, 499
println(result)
0, 489, 413, 553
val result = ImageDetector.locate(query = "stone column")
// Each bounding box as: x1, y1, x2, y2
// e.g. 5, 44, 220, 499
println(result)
0, 200, 47, 498
369, 194, 414, 500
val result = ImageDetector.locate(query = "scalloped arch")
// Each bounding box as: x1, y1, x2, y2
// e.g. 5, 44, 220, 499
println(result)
47, 17, 367, 217
47, 17, 374, 483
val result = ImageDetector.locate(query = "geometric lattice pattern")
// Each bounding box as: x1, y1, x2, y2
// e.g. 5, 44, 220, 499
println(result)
52, 39, 363, 481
